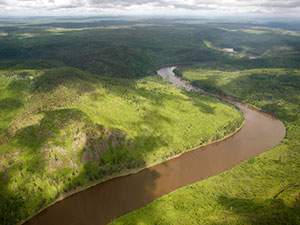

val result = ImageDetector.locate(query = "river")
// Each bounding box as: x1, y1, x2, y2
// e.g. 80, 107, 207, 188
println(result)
23, 67, 285, 225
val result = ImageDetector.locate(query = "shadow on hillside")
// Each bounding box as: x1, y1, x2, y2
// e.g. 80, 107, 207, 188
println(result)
2, 105, 168, 225
184, 91, 216, 114
216, 195, 300, 225
261, 103, 298, 122
11, 104, 174, 177
19, 114, 166, 225
187, 68, 300, 122
29, 66, 219, 118
32, 67, 96, 94
69, 107, 172, 188
226, 72, 300, 122
103, 75, 217, 115
191, 75, 226, 96
8, 105, 171, 225
13, 108, 89, 174
0, 98, 23, 113
0, 174, 28, 225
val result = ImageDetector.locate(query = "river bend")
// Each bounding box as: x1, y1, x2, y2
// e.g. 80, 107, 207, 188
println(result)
23, 67, 286, 225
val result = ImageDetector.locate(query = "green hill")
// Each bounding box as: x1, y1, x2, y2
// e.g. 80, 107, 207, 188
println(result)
0, 67, 243, 225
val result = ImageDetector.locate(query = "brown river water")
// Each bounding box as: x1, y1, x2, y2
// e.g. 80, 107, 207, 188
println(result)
23, 67, 286, 225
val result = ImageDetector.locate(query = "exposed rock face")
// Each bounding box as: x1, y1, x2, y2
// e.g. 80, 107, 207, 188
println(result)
81, 125, 127, 163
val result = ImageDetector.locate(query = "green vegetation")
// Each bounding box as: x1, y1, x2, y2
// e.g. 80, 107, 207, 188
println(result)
1, 17, 300, 225
114, 66, 300, 224
1, 18, 300, 78
0, 66, 243, 225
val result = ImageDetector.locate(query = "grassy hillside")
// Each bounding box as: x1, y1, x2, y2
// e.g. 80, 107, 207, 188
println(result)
0, 67, 243, 225
114, 67, 300, 224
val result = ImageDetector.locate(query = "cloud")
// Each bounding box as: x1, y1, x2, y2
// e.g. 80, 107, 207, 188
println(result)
0, 0, 300, 16
259, 0, 300, 8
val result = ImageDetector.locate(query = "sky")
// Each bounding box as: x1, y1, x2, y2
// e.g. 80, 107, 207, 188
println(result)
0, 0, 300, 17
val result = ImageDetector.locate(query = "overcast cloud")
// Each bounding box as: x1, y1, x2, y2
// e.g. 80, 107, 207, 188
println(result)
0, 0, 299, 17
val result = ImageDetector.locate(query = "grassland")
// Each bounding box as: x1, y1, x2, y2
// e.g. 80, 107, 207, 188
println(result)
114, 66, 300, 224
0, 66, 243, 225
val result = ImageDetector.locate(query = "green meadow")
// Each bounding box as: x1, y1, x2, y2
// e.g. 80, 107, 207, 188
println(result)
114, 66, 300, 224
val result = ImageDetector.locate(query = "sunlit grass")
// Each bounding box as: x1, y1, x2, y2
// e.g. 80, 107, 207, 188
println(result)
0, 67, 243, 225
115, 67, 300, 225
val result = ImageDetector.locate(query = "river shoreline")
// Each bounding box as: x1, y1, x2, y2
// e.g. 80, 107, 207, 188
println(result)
22, 66, 285, 225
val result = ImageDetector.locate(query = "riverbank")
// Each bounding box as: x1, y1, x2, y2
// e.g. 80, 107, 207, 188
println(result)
22, 67, 285, 225
0, 67, 243, 225
115, 66, 299, 225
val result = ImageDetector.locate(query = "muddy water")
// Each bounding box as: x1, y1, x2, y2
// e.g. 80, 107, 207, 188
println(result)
23, 67, 286, 225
